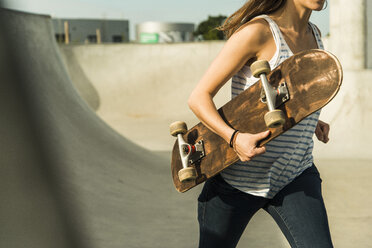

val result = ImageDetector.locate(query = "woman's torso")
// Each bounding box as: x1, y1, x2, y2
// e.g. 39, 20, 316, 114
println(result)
221, 14, 324, 199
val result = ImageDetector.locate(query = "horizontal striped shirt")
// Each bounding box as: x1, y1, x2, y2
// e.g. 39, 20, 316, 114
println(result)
221, 15, 324, 199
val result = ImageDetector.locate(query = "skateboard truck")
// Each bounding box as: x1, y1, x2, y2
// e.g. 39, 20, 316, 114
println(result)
260, 81, 290, 108
170, 121, 205, 182
251, 60, 286, 128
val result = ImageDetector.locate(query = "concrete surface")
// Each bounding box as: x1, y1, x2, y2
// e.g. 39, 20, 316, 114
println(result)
0, 8, 196, 248
2, 7, 372, 248
0, 9, 85, 248
329, 0, 366, 70
314, 159, 372, 248
313, 70, 372, 159
59, 41, 231, 151
59, 41, 372, 160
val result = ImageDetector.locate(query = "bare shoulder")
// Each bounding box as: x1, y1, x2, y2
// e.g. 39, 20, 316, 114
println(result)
196, 17, 273, 90
226, 18, 272, 56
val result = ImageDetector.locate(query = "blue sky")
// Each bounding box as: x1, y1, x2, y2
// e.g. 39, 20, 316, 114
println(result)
2, 0, 329, 40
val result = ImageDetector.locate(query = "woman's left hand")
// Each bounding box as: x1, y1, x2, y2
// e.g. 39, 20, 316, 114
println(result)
315, 120, 330, 143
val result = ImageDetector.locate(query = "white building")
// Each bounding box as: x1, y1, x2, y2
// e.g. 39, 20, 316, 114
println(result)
136, 22, 194, 43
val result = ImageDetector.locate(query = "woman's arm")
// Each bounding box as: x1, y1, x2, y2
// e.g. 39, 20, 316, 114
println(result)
188, 20, 272, 161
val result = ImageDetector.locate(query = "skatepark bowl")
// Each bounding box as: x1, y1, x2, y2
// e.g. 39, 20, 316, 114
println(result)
1, 7, 372, 248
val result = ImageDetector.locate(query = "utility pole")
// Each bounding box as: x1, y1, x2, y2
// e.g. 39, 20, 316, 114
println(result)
64, 21, 70, 44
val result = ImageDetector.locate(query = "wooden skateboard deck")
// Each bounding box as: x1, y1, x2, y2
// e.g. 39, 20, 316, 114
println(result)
171, 49, 343, 193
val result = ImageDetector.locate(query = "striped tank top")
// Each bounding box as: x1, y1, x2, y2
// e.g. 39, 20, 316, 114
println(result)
220, 15, 324, 199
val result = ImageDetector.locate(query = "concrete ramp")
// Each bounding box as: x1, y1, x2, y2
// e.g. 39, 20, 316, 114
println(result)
59, 42, 231, 151
60, 40, 372, 160
0, 8, 202, 248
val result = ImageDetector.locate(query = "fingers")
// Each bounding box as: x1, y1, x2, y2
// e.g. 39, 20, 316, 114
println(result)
238, 147, 266, 162
316, 120, 330, 143
235, 120, 331, 163
254, 130, 271, 141
234, 131, 270, 162
236, 146, 266, 162
315, 124, 323, 141
253, 145, 266, 156
322, 124, 330, 143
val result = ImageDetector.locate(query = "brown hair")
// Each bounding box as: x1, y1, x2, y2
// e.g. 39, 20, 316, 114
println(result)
219, 0, 286, 38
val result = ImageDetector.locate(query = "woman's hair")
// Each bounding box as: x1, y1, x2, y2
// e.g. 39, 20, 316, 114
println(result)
219, 0, 286, 38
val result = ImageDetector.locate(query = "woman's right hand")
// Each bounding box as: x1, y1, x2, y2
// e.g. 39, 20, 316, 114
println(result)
233, 130, 270, 162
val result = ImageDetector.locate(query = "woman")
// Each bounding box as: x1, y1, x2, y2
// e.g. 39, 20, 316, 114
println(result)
188, 0, 333, 247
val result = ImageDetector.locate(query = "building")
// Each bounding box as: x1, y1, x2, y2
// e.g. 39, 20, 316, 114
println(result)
136, 22, 194, 43
52, 18, 129, 44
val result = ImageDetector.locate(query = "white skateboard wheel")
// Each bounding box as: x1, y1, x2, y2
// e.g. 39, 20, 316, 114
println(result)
169, 121, 187, 137
251, 60, 271, 78
264, 109, 285, 128
178, 167, 197, 182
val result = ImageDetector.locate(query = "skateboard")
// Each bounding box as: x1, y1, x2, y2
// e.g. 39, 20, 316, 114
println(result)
170, 49, 343, 193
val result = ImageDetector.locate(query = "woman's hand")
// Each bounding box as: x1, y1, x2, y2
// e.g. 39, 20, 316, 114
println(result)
315, 120, 330, 143
233, 131, 270, 162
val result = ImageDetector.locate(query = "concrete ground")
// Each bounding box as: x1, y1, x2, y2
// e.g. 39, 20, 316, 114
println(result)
158, 151, 372, 248
240, 158, 372, 248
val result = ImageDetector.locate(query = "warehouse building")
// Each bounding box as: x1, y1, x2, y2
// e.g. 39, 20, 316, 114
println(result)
52, 18, 129, 44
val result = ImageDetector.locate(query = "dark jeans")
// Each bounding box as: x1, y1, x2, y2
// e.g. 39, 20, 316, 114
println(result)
198, 165, 333, 248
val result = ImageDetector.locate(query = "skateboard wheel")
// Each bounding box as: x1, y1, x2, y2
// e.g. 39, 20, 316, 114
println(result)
169, 121, 187, 137
264, 109, 285, 128
251, 60, 271, 78
178, 167, 197, 182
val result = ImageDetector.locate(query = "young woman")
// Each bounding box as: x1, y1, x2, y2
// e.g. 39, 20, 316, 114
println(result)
188, 0, 333, 247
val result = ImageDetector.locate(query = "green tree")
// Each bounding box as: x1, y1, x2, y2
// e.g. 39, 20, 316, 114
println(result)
195, 15, 227, 40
